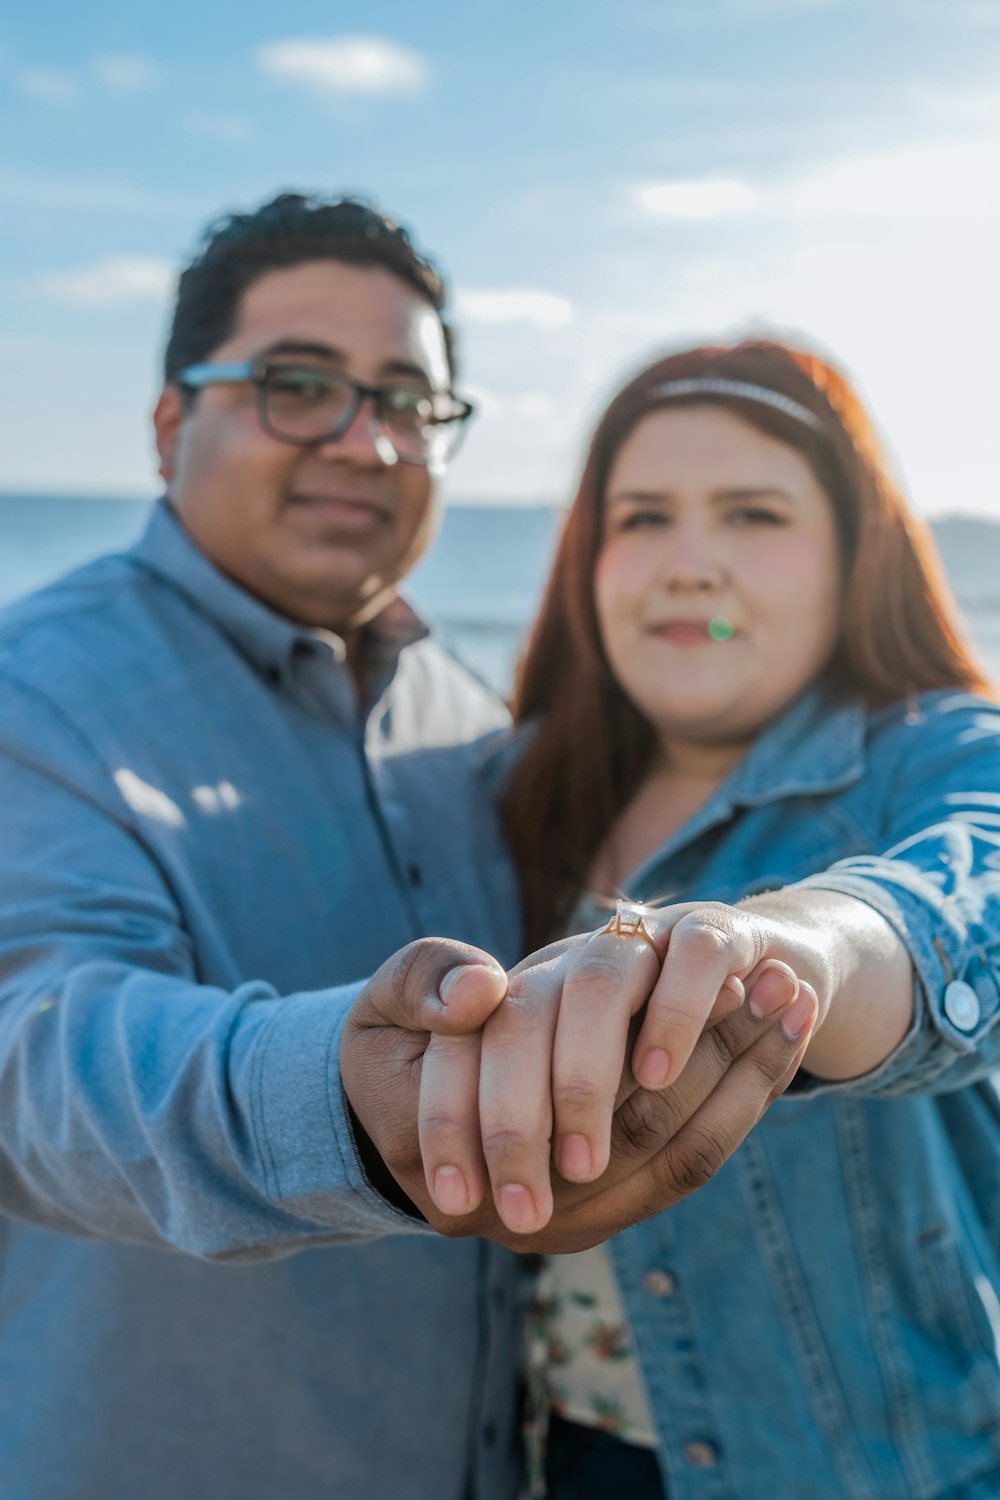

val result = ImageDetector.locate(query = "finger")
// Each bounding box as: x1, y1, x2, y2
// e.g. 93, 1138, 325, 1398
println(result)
651, 982, 819, 1198
419, 1032, 486, 1218
348, 938, 509, 1038
707, 973, 745, 1022
478, 959, 562, 1235
550, 935, 661, 1184
613, 967, 801, 1173
632, 907, 759, 1090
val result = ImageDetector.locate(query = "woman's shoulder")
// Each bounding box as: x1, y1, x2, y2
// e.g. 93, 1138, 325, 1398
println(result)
864, 687, 1000, 759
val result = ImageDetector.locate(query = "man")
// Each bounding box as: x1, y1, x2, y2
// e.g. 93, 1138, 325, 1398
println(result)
0, 193, 808, 1499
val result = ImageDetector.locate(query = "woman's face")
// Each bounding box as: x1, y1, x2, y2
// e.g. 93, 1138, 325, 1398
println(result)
594, 404, 843, 752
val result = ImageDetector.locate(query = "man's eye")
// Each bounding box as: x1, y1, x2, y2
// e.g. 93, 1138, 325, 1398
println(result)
268, 369, 334, 401
383, 389, 434, 416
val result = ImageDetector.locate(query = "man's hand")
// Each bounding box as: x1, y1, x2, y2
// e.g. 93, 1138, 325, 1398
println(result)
340, 919, 816, 1253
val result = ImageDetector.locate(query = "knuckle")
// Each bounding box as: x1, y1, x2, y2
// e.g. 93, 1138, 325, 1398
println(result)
682, 918, 733, 961
481, 1125, 549, 1160
701, 1014, 748, 1067
418, 1107, 466, 1140
553, 1074, 607, 1114
662, 1128, 728, 1196
615, 1089, 681, 1158
566, 954, 630, 994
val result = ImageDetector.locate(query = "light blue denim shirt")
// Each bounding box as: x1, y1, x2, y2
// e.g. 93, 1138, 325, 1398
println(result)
562, 686, 1000, 1500
0, 501, 526, 1500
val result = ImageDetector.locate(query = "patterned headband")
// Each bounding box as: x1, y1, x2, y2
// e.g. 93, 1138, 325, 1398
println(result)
650, 377, 821, 431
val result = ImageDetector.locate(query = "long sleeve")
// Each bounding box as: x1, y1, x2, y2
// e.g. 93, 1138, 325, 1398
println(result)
0, 670, 425, 1258
796, 692, 1000, 1097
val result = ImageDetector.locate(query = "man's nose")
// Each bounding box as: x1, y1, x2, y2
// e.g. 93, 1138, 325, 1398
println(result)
315, 397, 397, 467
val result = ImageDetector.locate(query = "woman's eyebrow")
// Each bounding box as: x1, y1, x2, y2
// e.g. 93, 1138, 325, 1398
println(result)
711, 485, 797, 504
606, 489, 673, 506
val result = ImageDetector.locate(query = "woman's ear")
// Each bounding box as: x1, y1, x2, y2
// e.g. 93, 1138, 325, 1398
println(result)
153, 385, 184, 483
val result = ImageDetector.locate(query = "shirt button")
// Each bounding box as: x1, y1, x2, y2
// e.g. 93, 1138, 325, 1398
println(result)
643, 1269, 676, 1297
684, 1440, 719, 1468
944, 979, 981, 1032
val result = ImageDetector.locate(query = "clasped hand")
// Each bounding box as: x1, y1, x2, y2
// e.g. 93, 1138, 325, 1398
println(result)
341, 902, 821, 1253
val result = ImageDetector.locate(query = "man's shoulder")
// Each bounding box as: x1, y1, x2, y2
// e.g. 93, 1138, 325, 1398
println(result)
0, 549, 172, 710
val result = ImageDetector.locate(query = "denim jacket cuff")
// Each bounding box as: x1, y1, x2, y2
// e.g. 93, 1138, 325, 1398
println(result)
791, 864, 1000, 1096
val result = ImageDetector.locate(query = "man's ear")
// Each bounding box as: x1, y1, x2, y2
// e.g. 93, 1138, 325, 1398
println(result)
153, 385, 185, 483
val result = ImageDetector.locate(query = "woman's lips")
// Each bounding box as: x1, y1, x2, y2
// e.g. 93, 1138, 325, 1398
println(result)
649, 620, 717, 644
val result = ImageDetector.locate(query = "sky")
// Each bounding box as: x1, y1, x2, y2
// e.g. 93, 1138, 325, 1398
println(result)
2, 0, 999, 512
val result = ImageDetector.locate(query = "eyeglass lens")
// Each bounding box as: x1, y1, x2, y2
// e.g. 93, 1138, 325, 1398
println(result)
260, 365, 460, 462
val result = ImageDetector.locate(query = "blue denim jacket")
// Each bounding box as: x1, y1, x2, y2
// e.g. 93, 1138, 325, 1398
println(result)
565, 686, 1000, 1500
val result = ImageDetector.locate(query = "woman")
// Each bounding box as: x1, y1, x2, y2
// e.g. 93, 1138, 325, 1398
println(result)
501, 340, 1000, 1499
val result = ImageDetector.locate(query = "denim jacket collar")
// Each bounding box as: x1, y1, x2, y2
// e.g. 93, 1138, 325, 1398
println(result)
623, 684, 868, 892
130, 499, 428, 687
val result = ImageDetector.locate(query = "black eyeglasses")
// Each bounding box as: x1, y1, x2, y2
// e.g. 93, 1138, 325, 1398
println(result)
176, 359, 475, 469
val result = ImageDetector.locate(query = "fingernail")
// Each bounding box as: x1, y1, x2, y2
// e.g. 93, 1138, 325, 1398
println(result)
432, 1165, 469, 1215
498, 1183, 539, 1234
782, 992, 817, 1041
559, 1134, 593, 1181
439, 964, 503, 1005
748, 967, 799, 1019
637, 1049, 671, 1089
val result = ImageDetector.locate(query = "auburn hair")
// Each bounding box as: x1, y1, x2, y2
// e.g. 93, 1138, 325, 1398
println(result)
502, 339, 993, 950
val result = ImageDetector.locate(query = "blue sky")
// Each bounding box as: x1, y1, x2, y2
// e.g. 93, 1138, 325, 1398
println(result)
2, 0, 999, 510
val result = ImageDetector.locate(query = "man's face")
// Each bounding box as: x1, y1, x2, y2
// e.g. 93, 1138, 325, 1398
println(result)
154, 260, 450, 631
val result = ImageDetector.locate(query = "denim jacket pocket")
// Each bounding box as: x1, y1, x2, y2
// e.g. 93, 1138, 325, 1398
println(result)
918, 1224, 1000, 1435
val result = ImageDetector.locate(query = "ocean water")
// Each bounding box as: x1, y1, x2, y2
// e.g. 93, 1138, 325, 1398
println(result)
2, 494, 999, 695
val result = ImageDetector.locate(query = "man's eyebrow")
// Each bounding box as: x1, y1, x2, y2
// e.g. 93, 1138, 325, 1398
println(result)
257, 339, 343, 362
255, 339, 435, 384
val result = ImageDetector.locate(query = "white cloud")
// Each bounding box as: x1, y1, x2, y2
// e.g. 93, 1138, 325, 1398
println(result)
94, 54, 157, 93
186, 111, 255, 144
634, 176, 760, 220
456, 288, 575, 330
18, 67, 78, 104
257, 35, 428, 96
36, 255, 176, 307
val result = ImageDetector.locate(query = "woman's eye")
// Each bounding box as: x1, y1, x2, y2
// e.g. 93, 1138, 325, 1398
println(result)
619, 509, 668, 531
728, 506, 786, 527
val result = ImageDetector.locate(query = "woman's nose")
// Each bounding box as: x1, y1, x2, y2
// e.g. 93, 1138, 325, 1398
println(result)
662, 525, 724, 591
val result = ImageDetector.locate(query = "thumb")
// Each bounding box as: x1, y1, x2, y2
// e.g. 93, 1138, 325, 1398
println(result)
348, 937, 508, 1038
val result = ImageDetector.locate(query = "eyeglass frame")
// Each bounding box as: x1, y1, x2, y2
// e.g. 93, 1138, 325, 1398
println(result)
174, 358, 476, 468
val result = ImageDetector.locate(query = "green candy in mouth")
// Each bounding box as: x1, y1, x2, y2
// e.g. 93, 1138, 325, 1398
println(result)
708, 616, 735, 642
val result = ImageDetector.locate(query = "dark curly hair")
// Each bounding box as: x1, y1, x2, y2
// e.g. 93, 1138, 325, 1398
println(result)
163, 192, 455, 385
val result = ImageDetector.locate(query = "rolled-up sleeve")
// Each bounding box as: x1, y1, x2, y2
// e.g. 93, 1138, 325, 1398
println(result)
0, 670, 426, 1257
795, 693, 1000, 1097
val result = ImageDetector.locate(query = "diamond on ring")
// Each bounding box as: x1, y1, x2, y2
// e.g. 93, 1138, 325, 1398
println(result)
597, 898, 658, 953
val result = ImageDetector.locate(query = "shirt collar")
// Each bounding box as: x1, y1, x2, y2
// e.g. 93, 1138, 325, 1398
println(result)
129, 498, 429, 685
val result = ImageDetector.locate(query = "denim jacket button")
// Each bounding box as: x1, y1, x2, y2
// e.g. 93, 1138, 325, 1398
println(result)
643, 1269, 676, 1297
684, 1440, 719, 1468
944, 979, 981, 1032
